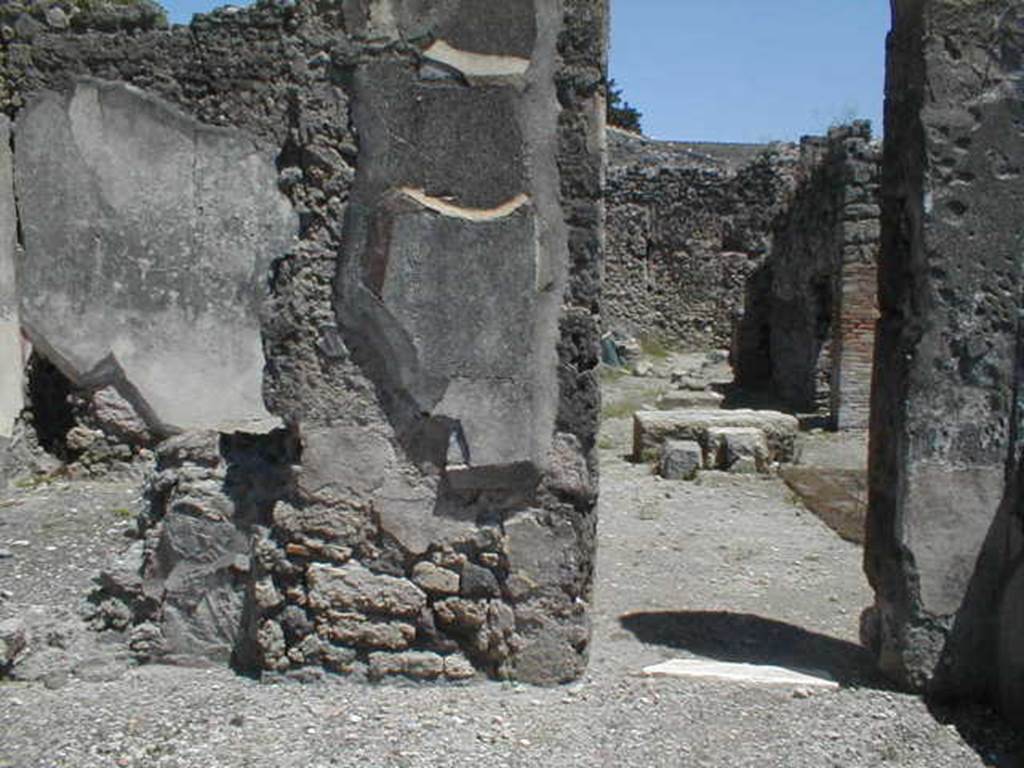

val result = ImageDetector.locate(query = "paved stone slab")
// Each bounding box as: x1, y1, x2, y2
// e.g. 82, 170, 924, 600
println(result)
781, 467, 866, 544
643, 658, 839, 689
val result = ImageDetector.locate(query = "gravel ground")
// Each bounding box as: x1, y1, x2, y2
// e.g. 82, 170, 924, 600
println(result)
1, 359, 1021, 767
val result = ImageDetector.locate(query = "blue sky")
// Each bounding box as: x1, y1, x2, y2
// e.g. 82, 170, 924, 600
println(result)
162, 0, 890, 143
612, 0, 889, 142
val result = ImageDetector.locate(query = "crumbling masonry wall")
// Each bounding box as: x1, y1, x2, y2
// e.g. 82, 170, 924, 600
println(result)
865, 0, 1024, 726
738, 124, 881, 428
1, 0, 606, 684
604, 127, 800, 350
605, 122, 881, 430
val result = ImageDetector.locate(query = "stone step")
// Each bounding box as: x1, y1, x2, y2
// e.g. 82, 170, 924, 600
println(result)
656, 390, 725, 410
633, 409, 799, 465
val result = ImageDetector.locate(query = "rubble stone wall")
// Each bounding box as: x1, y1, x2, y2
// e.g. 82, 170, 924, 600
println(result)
866, 0, 1024, 727
604, 128, 800, 350
755, 123, 880, 427
2, 0, 606, 684
607, 123, 880, 430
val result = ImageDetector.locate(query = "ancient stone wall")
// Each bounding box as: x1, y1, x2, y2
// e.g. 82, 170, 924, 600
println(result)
747, 123, 880, 427
1, 0, 606, 684
604, 128, 800, 350
605, 125, 881, 432
866, 0, 1024, 727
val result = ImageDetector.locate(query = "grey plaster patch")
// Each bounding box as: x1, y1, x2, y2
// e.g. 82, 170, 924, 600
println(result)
14, 77, 296, 435
349, 61, 527, 211
373, 475, 475, 555
297, 425, 396, 503
503, 509, 578, 600
0, 116, 21, 439
351, 199, 546, 469
904, 464, 1005, 616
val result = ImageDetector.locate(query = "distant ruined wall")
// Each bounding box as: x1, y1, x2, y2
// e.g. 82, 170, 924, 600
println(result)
866, 0, 1024, 727
604, 128, 800, 350
1, 0, 606, 684
741, 123, 881, 428
607, 123, 881, 430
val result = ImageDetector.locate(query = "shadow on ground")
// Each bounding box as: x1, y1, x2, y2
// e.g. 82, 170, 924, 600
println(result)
926, 700, 1024, 768
621, 610, 889, 689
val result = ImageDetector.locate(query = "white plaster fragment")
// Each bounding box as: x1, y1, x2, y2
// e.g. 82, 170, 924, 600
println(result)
400, 188, 529, 222
423, 40, 530, 79
642, 658, 839, 689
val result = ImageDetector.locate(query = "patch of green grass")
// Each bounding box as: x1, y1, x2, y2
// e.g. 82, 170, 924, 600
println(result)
601, 400, 642, 420
638, 333, 673, 360
600, 386, 665, 421
110, 507, 135, 520
13, 474, 55, 490
598, 364, 629, 383
597, 435, 616, 451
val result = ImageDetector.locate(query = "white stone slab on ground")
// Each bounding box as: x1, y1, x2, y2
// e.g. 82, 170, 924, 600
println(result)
642, 658, 839, 689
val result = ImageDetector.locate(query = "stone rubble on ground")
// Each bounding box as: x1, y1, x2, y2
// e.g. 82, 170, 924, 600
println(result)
707, 426, 770, 474
633, 409, 799, 467
659, 440, 703, 481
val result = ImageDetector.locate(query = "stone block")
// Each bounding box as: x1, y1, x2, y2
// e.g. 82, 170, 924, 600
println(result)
90, 386, 152, 446
442, 653, 477, 680
433, 598, 488, 631
502, 510, 578, 600
659, 440, 701, 481
14, 78, 296, 434
368, 650, 445, 681
318, 612, 416, 651
633, 409, 799, 465
411, 562, 460, 596
545, 432, 596, 503
306, 562, 427, 619
460, 562, 500, 598
656, 390, 724, 410
507, 606, 588, 686
707, 427, 769, 474
670, 372, 706, 390
0, 618, 27, 673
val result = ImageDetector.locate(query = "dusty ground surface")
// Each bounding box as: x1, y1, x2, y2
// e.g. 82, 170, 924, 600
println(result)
1, 354, 1022, 768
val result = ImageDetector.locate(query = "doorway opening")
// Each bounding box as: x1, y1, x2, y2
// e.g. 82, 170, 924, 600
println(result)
597, 0, 888, 692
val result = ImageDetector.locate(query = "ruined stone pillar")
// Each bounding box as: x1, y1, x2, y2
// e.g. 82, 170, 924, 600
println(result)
4, 0, 606, 684
829, 124, 880, 431
866, 0, 1024, 723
